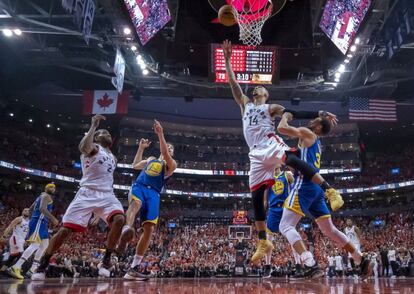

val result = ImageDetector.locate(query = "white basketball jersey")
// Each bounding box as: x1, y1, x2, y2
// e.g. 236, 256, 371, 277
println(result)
12, 217, 29, 241
242, 103, 281, 149
79, 145, 116, 191
345, 226, 360, 245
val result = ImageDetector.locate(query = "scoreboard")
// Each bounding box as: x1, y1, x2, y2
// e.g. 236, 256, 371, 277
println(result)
211, 43, 278, 84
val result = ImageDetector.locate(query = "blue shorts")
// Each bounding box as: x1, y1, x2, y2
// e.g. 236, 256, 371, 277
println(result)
129, 183, 160, 225
266, 207, 283, 233
26, 218, 49, 243
284, 179, 330, 220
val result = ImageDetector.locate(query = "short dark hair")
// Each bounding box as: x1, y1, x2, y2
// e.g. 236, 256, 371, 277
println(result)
319, 117, 332, 135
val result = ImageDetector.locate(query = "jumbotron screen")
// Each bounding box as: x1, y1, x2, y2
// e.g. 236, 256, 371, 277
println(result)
211, 43, 278, 84
319, 0, 371, 54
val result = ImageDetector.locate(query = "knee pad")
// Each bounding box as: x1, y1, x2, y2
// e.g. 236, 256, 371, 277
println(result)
251, 185, 267, 221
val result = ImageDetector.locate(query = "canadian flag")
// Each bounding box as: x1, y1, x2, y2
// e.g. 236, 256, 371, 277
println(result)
83, 90, 129, 114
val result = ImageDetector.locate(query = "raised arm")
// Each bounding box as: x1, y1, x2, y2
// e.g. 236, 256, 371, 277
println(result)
154, 120, 177, 176
2, 216, 22, 238
132, 138, 151, 170
222, 40, 249, 111
79, 114, 105, 155
277, 112, 316, 142
39, 193, 59, 227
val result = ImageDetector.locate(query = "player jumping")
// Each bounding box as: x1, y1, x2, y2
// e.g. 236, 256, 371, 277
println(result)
1, 208, 30, 274
31, 115, 126, 280
277, 112, 373, 280
7, 184, 58, 279
222, 40, 343, 264
118, 120, 176, 280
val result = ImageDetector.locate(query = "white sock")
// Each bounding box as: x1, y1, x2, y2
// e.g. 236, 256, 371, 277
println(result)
30, 260, 39, 272
265, 251, 272, 265
122, 225, 131, 234
292, 246, 301, 265
131, 255, 143, 268
14, 243, 39, 269
300, 251, 316, 267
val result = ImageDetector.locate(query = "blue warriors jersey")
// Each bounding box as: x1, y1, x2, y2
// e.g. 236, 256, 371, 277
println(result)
136, 159, 166, 192
299, 137, 322, 177
268, 172, 291, 210
27, 194, 53, 243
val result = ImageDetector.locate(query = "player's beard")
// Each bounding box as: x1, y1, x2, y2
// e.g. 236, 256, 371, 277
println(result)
98, 137, 112, 148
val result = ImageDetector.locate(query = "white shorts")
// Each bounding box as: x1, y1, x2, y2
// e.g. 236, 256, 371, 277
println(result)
249, 136, 290, 190
9, 235, 24, 255
62, 187, 124, 232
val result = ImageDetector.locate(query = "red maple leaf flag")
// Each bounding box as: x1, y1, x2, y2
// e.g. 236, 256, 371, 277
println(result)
83, 90, 129, 114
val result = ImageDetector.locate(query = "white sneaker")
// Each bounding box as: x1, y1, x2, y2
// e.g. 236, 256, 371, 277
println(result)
99, 267, 111, 278
31, 272, 46, 281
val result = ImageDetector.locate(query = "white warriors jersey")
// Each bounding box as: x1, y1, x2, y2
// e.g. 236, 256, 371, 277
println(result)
12, 217, 29, 241
242, 102, 282, 149
79, 144, 116, 191
345, 226, 360, 245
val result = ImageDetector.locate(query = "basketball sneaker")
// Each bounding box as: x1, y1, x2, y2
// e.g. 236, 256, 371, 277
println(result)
7, 266, 24, 280
251, 239, 274, 264
302, 264, 324, 279
262, 265, 272, 279
124, 266, 150, 281
31, 271, 46, 281
325, 188, 344, 211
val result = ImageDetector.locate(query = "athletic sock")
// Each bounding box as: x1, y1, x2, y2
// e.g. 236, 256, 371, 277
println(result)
37, 254, 52, 272
131, 255, 143, 268
320, 181, 331, 192
30, 260, 40, 272
300, 251, 316, 267
258, 230, 266, 240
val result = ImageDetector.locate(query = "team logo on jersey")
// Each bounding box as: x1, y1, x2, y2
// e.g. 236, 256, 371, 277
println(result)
145, 161, 163, 177
272, 180, 284, 195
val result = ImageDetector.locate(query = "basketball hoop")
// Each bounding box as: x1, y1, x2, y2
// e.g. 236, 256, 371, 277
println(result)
232, 0, 273, 46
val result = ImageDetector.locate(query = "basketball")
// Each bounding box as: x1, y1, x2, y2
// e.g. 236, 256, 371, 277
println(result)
218, 5, 237, 26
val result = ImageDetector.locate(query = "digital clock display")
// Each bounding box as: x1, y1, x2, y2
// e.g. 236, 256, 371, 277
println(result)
211, 43, 278, 84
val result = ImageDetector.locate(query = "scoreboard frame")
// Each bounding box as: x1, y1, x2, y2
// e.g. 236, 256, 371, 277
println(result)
209, 43, 280, 85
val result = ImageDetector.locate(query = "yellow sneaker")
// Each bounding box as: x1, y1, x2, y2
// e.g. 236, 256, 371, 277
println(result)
250, 239, 274, 265
325, 188, 344, 211
7, 266, 24, 280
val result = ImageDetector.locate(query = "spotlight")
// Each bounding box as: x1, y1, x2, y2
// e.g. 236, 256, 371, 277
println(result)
334, 77, 340, 83
2, 29, 12, 37
335, 72, 341, 79
350, 45, 357, 52
9, 112, 14, 117
46, 124, 51, 128
28, 118, 33, 123
332, 83, 337, 87
131, 45, 137, 51
344, 59, 350, 64
347, 54, 353, 58
123, 27, 131, 35
355, 37, 360, 44
142, 69, 149, 75
57, 127, 61, 131
136, 55, 143, 64
140, 63, 147, 70
13, 29, 22, 36
338, 64, 346, 73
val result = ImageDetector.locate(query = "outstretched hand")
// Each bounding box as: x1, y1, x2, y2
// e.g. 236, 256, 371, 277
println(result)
221, 40, 232, 60
139, 138, 151, 149
324, 112, 338, 125
91, 114, 106, 128
153, 119, 163, 135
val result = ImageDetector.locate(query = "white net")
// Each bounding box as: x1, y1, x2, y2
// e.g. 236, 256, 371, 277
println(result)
232, 0, 273, 46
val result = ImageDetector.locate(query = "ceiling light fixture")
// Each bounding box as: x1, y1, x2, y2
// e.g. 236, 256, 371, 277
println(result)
142, 69, 149, 75
350, 45, 357, 52
123, 27, 131, 35
2, 28, 12, 37
13, 28, 22, 36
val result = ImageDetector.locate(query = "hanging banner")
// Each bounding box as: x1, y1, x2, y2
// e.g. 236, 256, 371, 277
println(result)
111, 48, 126, 93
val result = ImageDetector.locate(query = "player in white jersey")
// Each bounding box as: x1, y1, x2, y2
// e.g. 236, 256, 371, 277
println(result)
344, 218, 361, 276
31, 115, 125, 280
222, 40, 343, 263
0, 208, 30, 272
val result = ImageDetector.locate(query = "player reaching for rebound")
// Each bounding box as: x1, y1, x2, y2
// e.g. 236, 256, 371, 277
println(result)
31, 115, 126, 280
118, 120, 176, 281
7, 184, 58, 279
221, 40, 343, 264
277, 112, 373, 280
1, 208, 30, 274
262, 166, 303, 278
344, 218, 362, 277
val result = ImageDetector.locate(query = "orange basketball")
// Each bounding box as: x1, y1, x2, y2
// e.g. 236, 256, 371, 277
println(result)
218, 5, 237, 26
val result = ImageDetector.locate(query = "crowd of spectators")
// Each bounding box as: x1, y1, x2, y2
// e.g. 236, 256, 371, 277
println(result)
1, 192, 413, 278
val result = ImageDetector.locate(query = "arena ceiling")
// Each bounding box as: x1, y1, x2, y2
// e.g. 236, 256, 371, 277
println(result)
0, 0, 413, 136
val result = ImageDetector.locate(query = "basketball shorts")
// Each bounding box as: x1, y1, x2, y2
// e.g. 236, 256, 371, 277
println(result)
129, 182, 160, 225
284, 177, 330, 219
249, 136, 290, 191
266, 207, 283, 234
62, 187, 124, 232
27, 218, 49, 243
9, 235, 25, 255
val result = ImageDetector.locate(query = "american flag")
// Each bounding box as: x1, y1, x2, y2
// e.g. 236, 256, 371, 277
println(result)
349, 97, 397, 122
